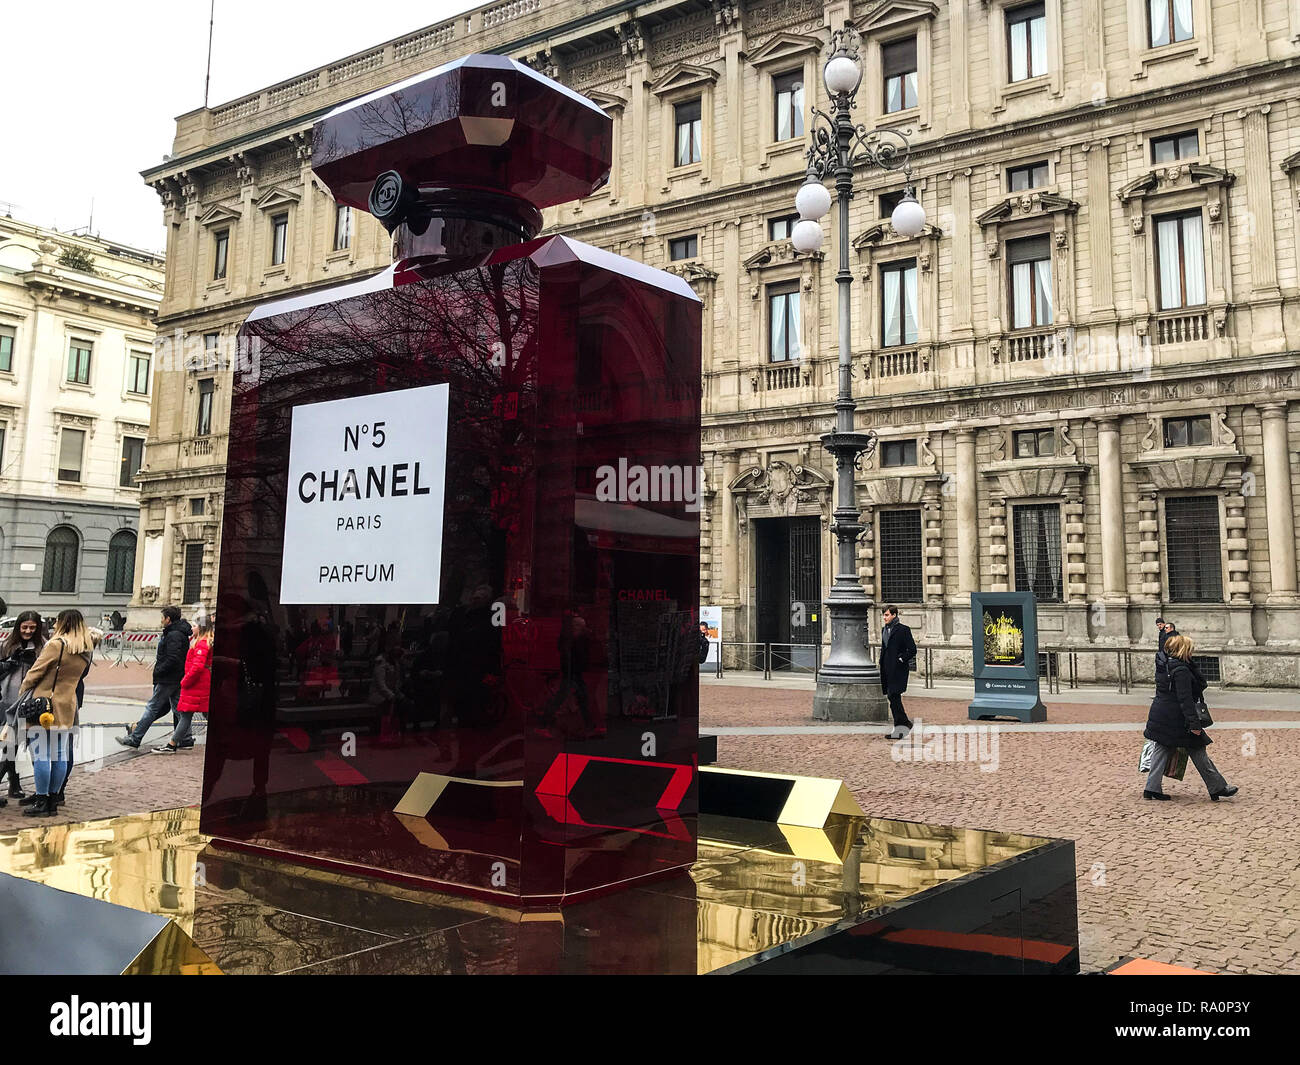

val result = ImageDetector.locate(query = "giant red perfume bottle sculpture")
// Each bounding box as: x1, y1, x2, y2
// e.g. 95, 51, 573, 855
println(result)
203, 55, 702, 905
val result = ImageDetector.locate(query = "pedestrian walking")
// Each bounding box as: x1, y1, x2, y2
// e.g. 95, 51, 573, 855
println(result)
880, 605, 917, 736
13, 609, 93, 817
1142, 634, 1238, 802
118, 606, 193, 750
153, 617, 212, 754
1139, 617, 1179, 773
0, 611, 46, 802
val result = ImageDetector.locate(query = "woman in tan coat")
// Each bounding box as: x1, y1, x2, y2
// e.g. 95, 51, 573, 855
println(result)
16, 609, 93, 817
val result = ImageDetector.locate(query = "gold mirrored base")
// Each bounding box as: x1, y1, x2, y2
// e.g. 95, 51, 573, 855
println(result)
0, 806, 1078, 974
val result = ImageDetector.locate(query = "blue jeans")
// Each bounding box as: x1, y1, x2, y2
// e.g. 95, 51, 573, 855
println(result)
170, 711, 196, 746
128, 683, 180, 744
29, 729, 72, 797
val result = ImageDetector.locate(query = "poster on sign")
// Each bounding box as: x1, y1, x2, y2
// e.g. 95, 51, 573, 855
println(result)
700, 605, 721, 666
280, 384, 449, 605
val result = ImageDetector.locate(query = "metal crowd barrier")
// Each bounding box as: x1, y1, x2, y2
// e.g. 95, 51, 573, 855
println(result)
916, 643, 1298, 693
711, 641, 820, 681
99, 631, 162, 665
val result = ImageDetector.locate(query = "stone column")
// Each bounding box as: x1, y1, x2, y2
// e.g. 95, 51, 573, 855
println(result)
158, 497, 178, 604
1096, 418, 1128, 600
1135, 490, 1160, 602
988, 495, 1009, 593
1259, 403, 1297, 600
955, 429, 979, 599
1241, 106, 1284, 351
721, 452, 740, 601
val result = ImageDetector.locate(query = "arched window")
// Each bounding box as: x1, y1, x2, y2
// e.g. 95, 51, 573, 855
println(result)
42, 526, 79, 593
105, 530, 137, 595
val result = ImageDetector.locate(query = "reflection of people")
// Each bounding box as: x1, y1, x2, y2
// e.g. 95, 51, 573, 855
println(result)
118, 606, 191, 749
1143, 635, 1236, 802
697, 622, 711, 665
880, 605, 916, 734
538, 613, 596, 737
154, 616, 213, 754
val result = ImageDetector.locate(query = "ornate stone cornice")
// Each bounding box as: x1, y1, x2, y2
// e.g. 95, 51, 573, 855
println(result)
743, 239, 819, 271
1116, 162, 1236, 205
857, 0, 941, 32
729, 459, 831, 515
649, 61, 720, 97
665, 261, 719, 285
977, 191, 1080, 228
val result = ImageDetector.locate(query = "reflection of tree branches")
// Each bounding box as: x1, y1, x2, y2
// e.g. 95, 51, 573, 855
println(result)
220, 258, 541, 613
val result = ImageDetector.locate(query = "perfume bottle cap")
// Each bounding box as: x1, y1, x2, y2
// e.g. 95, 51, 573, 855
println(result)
312, 53, 612, 224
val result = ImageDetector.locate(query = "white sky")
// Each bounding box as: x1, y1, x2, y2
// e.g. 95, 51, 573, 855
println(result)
1, 1, 475, 253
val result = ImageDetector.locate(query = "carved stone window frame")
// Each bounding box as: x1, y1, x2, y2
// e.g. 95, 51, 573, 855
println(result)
0, 309, 26, 382
254, 187, 300, 281
1116, 161, 1234, 337
852, 190, 939, 371
983, 0, 1065, 112
998, 420, 1079, 465
976, 190, 1079, 341
579, 91, 625, 208
1126, 0, 1213, 82
1155, 490, 1230, 604
744, 240, 821, 383
651, 63, 719, 190
746, 32, 821, 171
858, 1, 939, 133
199, 203, 240, 292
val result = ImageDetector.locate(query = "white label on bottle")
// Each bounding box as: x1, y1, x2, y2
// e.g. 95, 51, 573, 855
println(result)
280, 383, 449, 605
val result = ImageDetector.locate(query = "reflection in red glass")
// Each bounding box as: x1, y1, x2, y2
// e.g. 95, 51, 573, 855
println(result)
203, 237, 702, 905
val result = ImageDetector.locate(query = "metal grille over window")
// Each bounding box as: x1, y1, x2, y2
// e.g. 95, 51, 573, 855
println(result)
879, 509, 923, 603
182, 542, 205, 604
1013, 502, 1062, 602
42, 527, 78, 593
1165, 496, 1223, 602
105, 530, 137, 595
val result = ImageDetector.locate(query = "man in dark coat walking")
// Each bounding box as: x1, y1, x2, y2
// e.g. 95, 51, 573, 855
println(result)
879, 605, 917, 734
118, 606, 193, 749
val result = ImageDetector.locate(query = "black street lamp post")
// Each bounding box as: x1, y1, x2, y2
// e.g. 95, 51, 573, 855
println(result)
791, 23, 925, 722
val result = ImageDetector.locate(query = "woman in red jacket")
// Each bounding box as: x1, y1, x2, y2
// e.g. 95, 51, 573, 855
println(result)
154, 617, 212, 754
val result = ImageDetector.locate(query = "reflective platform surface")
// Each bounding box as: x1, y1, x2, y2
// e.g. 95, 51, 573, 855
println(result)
0, 807, 1078, 974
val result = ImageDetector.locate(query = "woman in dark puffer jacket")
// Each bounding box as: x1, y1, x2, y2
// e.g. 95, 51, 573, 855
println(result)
1142, 634, 1238, 802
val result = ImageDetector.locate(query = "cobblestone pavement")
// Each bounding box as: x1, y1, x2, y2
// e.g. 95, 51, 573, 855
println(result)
705, 686, 1300, 976
5, 671, 1296, 974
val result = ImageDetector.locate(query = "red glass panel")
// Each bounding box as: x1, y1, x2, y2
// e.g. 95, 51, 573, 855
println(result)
203, 236, 702, 904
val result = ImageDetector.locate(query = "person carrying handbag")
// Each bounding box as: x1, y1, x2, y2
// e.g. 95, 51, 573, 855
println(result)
1141, 634, 1237, 803
0, 611, 47, 803
13, 609, 93, 817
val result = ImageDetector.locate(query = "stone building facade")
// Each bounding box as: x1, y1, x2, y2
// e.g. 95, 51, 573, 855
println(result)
0, 216, 162, 622
137, 0, 1300, 683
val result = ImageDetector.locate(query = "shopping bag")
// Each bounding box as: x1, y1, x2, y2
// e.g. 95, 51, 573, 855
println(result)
1138, 739, 1157, 773
1163, 747, 1188, 781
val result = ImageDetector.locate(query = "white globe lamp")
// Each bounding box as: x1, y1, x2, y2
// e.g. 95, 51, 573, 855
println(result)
791, 219, 824, 254
823, 54, 862, 96
890, 190, 926, 239
795, 181, 832, 221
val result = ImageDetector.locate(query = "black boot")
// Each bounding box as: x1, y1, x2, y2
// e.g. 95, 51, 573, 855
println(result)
1, 763, 22, 799
17, 793, 41, 807
22, 796, 52, 817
